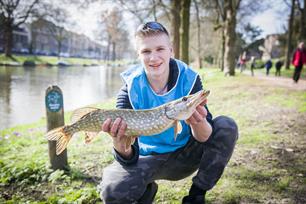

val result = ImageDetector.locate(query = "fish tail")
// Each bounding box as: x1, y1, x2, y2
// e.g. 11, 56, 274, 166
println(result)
46, 126, 72, 155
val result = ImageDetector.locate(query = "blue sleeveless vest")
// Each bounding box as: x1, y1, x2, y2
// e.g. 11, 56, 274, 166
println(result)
120, 59, 198, 155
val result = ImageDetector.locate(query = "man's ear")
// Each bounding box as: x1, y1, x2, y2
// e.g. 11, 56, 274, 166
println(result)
170, 46, 174, 58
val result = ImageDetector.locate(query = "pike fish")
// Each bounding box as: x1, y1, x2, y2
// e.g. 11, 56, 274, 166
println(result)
46, 90, 210, 155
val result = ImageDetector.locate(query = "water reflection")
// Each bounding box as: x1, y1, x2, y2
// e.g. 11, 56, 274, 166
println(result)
0, 65, 127, 130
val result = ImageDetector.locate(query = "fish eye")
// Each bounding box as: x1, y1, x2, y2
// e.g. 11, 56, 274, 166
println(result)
182, 97, 188, 102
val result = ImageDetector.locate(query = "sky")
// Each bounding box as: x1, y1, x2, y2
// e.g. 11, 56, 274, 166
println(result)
67, 1, 289, 42
251, 3, 289, 38
252, 11, 285, 37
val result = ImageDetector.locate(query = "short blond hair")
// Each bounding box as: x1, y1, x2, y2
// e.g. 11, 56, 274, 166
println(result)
135, 22, 169, 39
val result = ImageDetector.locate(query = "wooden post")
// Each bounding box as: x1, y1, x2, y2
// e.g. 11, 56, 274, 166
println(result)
45, 85, 68, 171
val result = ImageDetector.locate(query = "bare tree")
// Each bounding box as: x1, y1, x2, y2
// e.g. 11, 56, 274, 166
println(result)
214, 0, 269, 75
41, 4, 70, 59
296, 0, 306, 42
285, 0, 296, 69
118, 0, 158, 23
222, 0, 242, 76
170, 0, 181, 59
193, 0, 202, 68
100, 7, 129, 61
214, 0, 227, 71
180, 0, 191, 64
0, 0, 39, 57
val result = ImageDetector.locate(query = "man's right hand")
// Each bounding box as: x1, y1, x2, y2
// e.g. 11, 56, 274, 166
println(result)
102, 118, 133, 159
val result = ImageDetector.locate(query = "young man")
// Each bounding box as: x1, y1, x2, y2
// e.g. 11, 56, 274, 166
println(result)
99, 22, 238, 204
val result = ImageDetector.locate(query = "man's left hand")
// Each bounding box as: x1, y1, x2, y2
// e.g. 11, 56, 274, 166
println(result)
185, 99, 207, 125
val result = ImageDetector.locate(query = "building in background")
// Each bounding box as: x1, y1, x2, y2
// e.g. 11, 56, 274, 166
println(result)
0, 19, 105, 59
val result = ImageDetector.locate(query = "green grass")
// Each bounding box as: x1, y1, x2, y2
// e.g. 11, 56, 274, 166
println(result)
0, 54, 132, 66
1, 67, 305, 203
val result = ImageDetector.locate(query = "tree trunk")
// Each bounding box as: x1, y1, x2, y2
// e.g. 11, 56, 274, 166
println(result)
171, 0, 181, 59
180, 0, 191, 64
57, 40, 62, 59
194, 0, 202, 68
299, 0, 306, 41
221, 27, 225, 71
112, 42, 116, 61
285, 0, 295, 69
152, 0, 157, 21
223, 2, 237, 76
4, 23, 13, 57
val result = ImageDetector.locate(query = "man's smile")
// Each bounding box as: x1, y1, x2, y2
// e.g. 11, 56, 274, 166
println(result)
149, 62, 163, 68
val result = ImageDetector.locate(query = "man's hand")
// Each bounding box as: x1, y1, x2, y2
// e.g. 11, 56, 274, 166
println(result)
185, 99, 212, 142
102, 118, 133, 159
185, 99, 207, 125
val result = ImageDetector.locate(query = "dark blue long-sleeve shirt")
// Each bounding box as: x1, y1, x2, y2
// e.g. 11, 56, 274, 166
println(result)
113, 59, 213, 165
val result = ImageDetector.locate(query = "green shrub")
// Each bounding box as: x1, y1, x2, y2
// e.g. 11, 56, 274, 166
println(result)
23, 60, 36, 67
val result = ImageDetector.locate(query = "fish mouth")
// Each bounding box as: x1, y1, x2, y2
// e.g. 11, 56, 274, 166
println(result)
188, 90, 210, 108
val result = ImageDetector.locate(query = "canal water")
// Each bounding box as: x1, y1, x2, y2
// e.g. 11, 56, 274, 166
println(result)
0, 65, 127, 130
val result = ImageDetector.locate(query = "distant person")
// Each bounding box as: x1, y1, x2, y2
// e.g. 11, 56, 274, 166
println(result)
250, 57, 256, 76
239, 52, 247, 73
265, 59, 273, 76
292, 42, 306, 83
275, 60, 283, 76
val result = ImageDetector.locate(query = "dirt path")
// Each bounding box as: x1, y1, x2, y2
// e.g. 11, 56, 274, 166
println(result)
246, 71, 306, 91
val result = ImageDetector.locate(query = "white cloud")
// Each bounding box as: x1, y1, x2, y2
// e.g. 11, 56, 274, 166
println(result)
252, 5, 288, 37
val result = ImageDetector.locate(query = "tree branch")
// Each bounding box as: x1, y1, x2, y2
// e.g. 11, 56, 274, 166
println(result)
15, 0, 39, 27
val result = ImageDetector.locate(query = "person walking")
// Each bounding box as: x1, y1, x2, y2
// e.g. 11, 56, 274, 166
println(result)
250, 56, 256, 76
265, 59, 273, 76
292, 42, 306, 83
275, 60, 283, 76
239, 52, 247, 73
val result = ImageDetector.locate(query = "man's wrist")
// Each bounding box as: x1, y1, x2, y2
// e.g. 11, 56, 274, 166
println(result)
114, 145, 133, 159
190, 119, 212, 142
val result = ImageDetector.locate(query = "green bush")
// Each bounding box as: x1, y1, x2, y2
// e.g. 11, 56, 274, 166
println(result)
23, 60, 36, 67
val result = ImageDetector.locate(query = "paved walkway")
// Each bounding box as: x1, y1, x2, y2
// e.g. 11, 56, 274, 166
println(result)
244, 70, 306, 91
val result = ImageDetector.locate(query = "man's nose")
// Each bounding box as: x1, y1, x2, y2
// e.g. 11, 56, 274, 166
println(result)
149, 52, 158, 61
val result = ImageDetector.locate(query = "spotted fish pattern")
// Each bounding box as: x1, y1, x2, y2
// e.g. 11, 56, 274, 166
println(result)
46, 90, 210, 155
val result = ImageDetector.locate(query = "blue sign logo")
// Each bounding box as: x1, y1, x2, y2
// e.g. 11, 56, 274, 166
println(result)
46, 90, 63, 112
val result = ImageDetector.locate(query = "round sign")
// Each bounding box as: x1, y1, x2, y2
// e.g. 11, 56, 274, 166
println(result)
46, 90, 63, 112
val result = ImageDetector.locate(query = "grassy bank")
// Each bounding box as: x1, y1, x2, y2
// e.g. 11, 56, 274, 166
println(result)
0, 54, 132, 67
0, 69, 305, 203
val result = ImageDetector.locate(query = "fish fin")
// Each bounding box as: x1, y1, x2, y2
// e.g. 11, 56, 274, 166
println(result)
84, 132, 98, 144
71, 107, 99, 123
46, 127, 73, 155
125, 136, 136, 152
174, 120, 182, 141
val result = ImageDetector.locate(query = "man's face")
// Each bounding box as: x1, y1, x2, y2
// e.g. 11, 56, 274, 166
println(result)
136, 34, 173, 78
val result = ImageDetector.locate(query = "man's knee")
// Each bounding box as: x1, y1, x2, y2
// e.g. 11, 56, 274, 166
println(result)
212, 116, 238, 147
99, 166, 146, 203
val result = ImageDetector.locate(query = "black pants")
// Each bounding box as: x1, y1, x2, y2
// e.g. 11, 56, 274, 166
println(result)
275, 68, 281, 76
99, 116, 238, 204
293, 65, 303, 82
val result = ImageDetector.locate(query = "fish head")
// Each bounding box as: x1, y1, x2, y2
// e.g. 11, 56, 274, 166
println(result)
165, 90, 210, 120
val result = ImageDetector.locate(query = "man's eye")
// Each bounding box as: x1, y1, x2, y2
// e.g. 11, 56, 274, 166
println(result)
182, 97, 187, 102
142, 50, 150, 54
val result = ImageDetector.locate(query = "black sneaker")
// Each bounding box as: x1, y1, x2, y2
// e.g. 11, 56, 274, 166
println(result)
138, 182, 158, 204
182, 195, 205, 204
